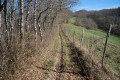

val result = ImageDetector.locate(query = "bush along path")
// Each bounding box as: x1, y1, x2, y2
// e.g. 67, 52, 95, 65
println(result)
19, 26, 60, 80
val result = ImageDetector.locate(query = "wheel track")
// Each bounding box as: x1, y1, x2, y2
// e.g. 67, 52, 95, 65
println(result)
55, 26, 85, 80
50, 26, 88, 80
55, 26, 64, 80
61, 27, 93, 80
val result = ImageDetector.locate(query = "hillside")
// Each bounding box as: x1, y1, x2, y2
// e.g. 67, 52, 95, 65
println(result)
74, 7, 120, 36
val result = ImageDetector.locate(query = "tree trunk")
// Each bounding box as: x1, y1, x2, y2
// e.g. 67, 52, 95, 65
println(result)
0, 0, 2, 48
20, 0, 24, 41
10, 0, 15, 42
102, 24, 112, 68
0, 0, 7, 51
0, 0, 1, 38
4, 1, 7, 33
38, 23, 43, 42
34, 0, 38, 48
12, 0, 15, 35
4, 0, 8, 45
26, 1, 30, 32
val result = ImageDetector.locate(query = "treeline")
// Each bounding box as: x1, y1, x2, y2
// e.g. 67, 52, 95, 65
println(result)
74, 17, 98, 30
0, 0, 77, 79
74, 7, 120, 36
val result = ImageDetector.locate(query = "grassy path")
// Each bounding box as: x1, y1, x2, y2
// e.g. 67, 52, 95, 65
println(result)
20, 25, 85, 80
46, 25, 116, 80
51, 27, 87, 80
47, 26, 86, 80
63, 23, 120, 75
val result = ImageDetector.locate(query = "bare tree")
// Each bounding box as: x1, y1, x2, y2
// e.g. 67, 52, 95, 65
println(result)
20, 0, 24, 41
34, 0, 38, 47
0, 0, 2, 38
10, 0, 16, 41
3, 0, 8, 44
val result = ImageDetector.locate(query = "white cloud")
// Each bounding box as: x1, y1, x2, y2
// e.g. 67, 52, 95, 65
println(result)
89, 5, 120, 10
79, 6, 89, 9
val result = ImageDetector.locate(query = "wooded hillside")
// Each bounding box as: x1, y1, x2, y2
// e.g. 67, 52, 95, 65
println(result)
74, 7, 120, 36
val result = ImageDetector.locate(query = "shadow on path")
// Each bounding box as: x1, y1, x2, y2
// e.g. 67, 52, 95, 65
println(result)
36, 66, 79, 75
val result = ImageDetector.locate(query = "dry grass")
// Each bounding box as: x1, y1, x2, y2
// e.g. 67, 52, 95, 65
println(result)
61, 26, 118, 80
0, 25, 59, 80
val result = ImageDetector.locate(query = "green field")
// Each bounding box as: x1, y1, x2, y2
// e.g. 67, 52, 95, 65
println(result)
62, 18, 120, 75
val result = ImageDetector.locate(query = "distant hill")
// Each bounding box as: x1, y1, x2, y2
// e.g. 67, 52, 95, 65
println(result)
74, 7, 120, 36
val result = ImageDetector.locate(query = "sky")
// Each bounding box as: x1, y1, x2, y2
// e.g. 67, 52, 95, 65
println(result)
71, 0, 120, 12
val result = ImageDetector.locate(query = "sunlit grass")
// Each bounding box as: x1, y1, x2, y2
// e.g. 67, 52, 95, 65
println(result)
70, 17, 76, 24
62, 23, 120, 74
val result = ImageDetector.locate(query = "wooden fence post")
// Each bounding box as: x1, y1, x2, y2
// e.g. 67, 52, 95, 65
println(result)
81, 28, 84, 48
102, 24, 112, 68
73, 31, 75, 43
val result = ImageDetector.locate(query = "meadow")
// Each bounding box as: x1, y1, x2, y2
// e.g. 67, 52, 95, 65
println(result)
63, 17, 120, 75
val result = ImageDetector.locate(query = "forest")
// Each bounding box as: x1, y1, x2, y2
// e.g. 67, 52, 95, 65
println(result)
74, 7, 120, 36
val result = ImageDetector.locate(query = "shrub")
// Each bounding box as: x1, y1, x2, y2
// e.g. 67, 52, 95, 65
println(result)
75, 18, 98, 30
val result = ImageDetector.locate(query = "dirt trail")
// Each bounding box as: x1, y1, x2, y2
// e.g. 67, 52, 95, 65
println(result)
20, 26, 90, 80
49, 27, 86, 80
60, 27, 93, 80
48, 26, 112, 80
